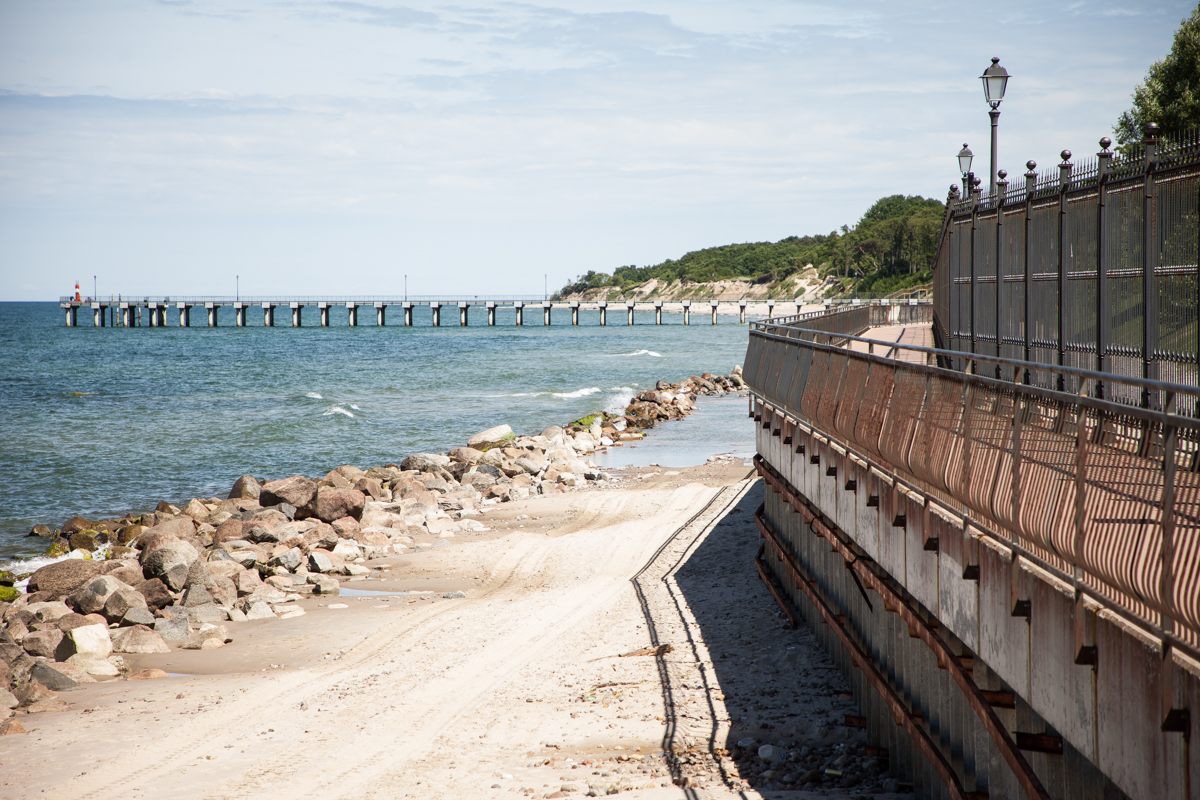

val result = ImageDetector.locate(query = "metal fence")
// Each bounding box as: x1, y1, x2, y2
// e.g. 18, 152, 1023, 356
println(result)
933, 126, 1200, 399
744, 319, 1200, 651
766, 302, 932, 336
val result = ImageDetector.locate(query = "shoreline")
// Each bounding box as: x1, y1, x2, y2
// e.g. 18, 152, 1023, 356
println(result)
0, 368, 749, 720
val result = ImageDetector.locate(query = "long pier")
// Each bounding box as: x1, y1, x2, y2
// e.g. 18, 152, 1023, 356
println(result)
57, 295, 837, 328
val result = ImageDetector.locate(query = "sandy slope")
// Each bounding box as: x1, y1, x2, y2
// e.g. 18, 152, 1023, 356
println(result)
1, 466, 881, 800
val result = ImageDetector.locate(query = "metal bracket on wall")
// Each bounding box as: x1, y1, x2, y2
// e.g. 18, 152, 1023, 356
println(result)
753, 455, 1052, 800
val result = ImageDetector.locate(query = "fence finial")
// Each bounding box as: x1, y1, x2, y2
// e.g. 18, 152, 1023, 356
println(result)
1059, 151, 1073, 189
1098, 138, 1113, 179
1143, 123, 1159, 165
1024, 160, 1037, 194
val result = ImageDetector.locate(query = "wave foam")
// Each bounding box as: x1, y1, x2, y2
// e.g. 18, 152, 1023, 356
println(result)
553, 387, 601, 399
305, 392, 324, 399
323, 406, 355, 418
609, 349, 662, 358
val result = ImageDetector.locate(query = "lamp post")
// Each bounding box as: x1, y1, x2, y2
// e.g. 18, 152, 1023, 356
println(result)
958, 144, 974, 198
981, 57, 1010, 196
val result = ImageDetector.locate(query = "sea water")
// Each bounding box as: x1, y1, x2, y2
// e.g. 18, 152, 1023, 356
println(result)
0, 301, 754, 560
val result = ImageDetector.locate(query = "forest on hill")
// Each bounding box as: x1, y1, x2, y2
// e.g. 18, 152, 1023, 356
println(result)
554, 194, 946, 300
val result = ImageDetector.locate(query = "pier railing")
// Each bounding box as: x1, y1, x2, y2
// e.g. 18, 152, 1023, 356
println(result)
745, 316, 1200, 652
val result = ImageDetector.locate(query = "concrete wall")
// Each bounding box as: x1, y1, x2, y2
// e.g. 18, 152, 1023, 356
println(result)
756, 411, 1198, 800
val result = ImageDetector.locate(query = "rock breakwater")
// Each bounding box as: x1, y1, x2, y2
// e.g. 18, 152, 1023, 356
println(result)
0, 367, 745, 730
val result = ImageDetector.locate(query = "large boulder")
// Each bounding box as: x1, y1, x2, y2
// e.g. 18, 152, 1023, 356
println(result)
353, 477, 382, 501
141, 540, 199, 591
309, 488, 366, 523
448, 447, 485, 464
21, 629, 63, 659
111, 625, 170, 654
27, 561, 101, 599
66, 576, 130, 615
228, 474, 262, 500
259, 476, 317, 509
467, 424, 513, 447
400, 454, 454, 482
138, 516, 197, 549
58, 516, 94, 535
55, 623, 112, 660
135, 578, 173, 610
24, 600, 74, 623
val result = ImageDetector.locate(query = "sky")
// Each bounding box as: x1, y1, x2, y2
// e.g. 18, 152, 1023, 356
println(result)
0, 0, 1192, 300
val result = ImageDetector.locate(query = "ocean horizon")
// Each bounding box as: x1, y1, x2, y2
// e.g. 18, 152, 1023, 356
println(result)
0, 301, 754, 562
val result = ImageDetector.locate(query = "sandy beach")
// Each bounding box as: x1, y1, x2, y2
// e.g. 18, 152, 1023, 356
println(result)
0, 459, 895, 800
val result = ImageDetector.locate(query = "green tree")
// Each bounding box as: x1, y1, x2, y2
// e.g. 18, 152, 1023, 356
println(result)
1115, 4, 1200, 145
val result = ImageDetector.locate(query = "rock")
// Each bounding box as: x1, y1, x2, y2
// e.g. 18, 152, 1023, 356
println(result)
30, 662, 79, 691
259, 476, 318, 510
322, 469, 353, 489
25, 600, 74, 623
27, 524, 54, 538
310, 487, 366, 523
448, 446, 486, 464
139, 516, 197, 548
57, 623, 112, 660
56, 612, 107, 631
229, 474, 263, 500
180, 584, 214, 608
0, 719, 25, 735
103, 586, 149, 622
308, 550, 335, 573
141, 540, 199, 591
59, 516, 95, 534
442, 591, 467, 599
270, 547, 304, 571
120, 607, 157, 627
241, 600, 276, 620
68, 530, 99, 551
185, 604, 226, 624
66, 575, 128, 615
128, 668, 170, 680
308, 576, 340, 595
181, 498, 210, 521
0, 688, 17, 709
234, 569, 262, 596
339, 564, 370, 577
153, 615, 192, 642
226, 607, 248, 622
468, 424, 513, 447
27, 560, 101, 599
401, 453, 453, 480
66, 654, 120, 677
181, 637, 225, 650
277, 606, 305, 620
205, 560, 243, 580
209, 576, 238, 607
758, 745, 787, 764
214, 518, 247, 543
353, 477, 383, 501
102, 564, 143, 586
331, 516, 362, 537
21, 629, 63, 659
135, 578, 173, 611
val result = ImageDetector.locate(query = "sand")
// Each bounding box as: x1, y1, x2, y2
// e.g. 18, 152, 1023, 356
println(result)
0, 463, 886, 800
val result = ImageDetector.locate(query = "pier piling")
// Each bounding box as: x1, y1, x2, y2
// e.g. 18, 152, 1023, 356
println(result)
570, 302, 579, 325
460, 302, 469, 327
262, 303, 274, 327
487, 302, 496, 326
739, 301, 747, 324
431, 302, 441, 327
626, 302, 635, 326
682, 301, 690, 325
542, 302, 551, 326
207, 303, 218, 327
514, 302, 523, 326
598, 302, 607, 326
374, 302, 385, 326
346, 303, 358, 327
178, 303, 190, 327
710, 300, 719, 325
767, 300, 775, 319
93, 305, 103, 327
403, 303, 413, 326
234, 303, 245, 327
291, 302, 302, 327
655, 301, 662, 325
318, 302, 329, 327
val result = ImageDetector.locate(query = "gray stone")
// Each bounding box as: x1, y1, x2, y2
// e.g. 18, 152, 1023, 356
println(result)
240, 600, 276, 620
442, 591, 467, 599
66, 575, 129, 615
119, 607, 157, 627
0, 689, 17, 710
181, 584, 214, 607
182, 557, 213, 589
112, 624, 171, 654
153, 615, 193, 642
103, 586, 149, 623
186, 604, 227, 624
27, 561, 101, 599
57, 623, 112, 660
308, 576, 340, 595
141, 540, 199, 591
272, 547, 303, 571
30, 661, 79, 691
228, 474, 262, 500
308, 551, 335, 573
226, 607, 248, 622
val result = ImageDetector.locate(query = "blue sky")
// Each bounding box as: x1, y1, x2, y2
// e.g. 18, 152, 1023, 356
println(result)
0, 0, 1191, 300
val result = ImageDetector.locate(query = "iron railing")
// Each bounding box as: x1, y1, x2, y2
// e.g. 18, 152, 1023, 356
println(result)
933, 125, 1200, 396
744, 318, 1200, 651
59, 295, 553, 305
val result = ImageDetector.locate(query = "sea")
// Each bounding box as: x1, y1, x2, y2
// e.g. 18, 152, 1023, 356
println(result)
0, 301, 755, 564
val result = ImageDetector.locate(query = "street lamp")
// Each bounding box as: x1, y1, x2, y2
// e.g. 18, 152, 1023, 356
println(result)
980, 57, 1010, 196
957, 144, 974, 198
